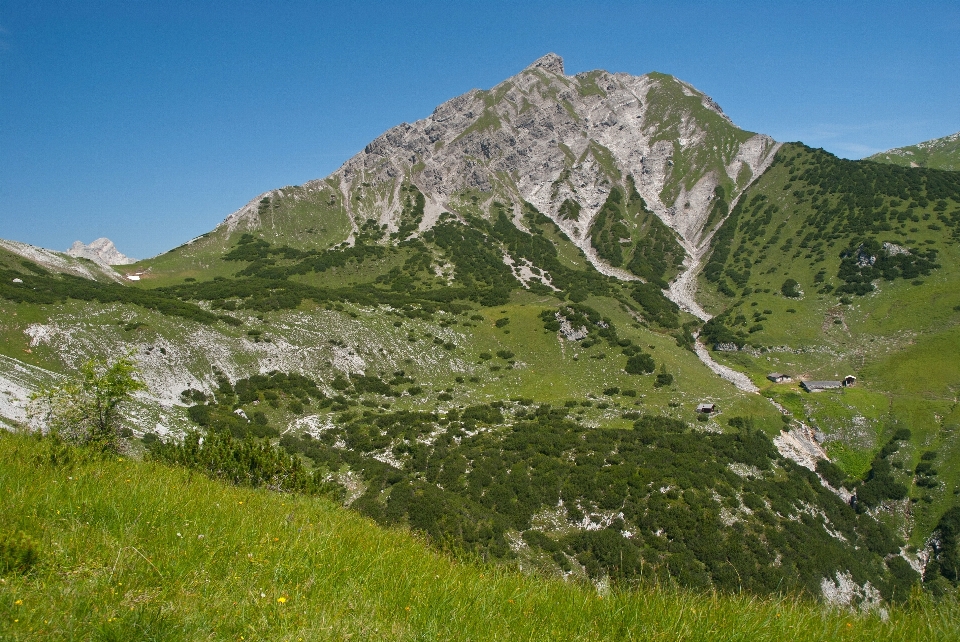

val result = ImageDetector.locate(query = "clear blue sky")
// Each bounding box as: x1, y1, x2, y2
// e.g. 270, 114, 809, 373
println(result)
2, 1, 958, 259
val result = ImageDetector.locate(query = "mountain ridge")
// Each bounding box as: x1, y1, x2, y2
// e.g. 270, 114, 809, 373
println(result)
867, 131, 960, 171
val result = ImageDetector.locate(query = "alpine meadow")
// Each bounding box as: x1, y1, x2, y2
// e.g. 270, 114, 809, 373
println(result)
3, 53, 960, 640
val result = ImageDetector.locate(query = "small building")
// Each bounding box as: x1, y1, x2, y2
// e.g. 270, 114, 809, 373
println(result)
801, 380, 843, 393
696, 403, 716, 414
843, 375, 857, 387
767, 373, 792, 383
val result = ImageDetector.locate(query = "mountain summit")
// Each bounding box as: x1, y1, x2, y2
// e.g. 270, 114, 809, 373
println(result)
219, 54, 778, 270
66, 238, 136, 265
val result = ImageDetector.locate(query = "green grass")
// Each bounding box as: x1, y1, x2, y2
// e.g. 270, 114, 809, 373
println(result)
867, 132, 960, 172
697, 143, 960, 545
2, 432, 957, 641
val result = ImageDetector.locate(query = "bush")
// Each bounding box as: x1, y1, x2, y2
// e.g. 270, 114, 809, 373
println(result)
625, 353, 655, 375
29, 355, 145, 452
781, 279, 802, 298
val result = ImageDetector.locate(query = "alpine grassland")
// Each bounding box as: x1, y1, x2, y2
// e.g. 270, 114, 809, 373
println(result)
697, 143, 960, 551
1, 432, 957, 642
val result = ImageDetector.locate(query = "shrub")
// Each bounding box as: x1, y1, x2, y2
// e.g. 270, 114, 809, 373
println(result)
625, 353, 655, 375
781, 279, 802, 298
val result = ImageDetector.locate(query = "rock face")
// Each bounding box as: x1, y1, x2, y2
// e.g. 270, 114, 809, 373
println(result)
66, 238, 136, 266
220, 53, 779, 272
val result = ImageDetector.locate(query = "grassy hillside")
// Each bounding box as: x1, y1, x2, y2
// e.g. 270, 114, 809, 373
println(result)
696, 143, 960, 545
867, 132, 960, 172
2, 432, 958, 641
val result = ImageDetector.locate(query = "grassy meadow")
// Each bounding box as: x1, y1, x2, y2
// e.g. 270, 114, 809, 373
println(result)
2, 432, 958, 641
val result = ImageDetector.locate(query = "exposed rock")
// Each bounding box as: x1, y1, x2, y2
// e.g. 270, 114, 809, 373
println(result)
67, 238, 136, 265
882, 241, 910, 256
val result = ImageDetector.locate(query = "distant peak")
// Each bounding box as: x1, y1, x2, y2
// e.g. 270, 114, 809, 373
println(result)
526, 53, 564, 75
66, 238, 136, 265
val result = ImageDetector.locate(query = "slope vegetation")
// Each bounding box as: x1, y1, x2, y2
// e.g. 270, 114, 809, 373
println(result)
2, 432, 957, 641
696, 143, 960, 552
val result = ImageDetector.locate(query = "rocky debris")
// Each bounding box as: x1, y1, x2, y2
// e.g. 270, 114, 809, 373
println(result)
66, 238, 136, 265
557, 312, 588, 341
820, 571, 884, 613
882, 241, 910, 256
692, 336, 758, 393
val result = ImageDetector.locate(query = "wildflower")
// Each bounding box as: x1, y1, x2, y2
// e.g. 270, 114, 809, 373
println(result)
405, 606, 411, 611
277, 597, 287, 604
14, 599, 22, 605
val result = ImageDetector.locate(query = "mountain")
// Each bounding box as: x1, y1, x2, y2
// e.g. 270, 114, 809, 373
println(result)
137, 53, 777, 286
66, 237, 136, 266
0, 238, 126, 282
867, 132, 960, 171
2, 54, 960, 604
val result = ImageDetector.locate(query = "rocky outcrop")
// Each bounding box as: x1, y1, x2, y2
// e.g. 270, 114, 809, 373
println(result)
66, 238, 136, 265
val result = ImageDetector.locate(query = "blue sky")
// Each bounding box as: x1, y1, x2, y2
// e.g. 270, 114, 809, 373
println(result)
1, 1, 958, 259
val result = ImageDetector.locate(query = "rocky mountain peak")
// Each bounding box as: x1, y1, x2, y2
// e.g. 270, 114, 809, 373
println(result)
66, 238, 136, 266
526, 52, 564, 75
221, 54, 779, 277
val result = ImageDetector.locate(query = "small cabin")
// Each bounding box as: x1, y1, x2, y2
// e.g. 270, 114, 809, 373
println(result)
801, 380, 842, 393
696, 403, 716, 414
767, 373, 791, 383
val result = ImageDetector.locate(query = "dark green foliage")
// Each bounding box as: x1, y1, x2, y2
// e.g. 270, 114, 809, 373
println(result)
816, 459, 849, 489
855, 436, 909, 509
590, 188, 630, 267
557, 199, 581, 220
492, 203, 611, 300
654, 365, 673, 388
927, 506, 960, 585
781, 278, 802, 298
588, 183, 684, 286
183, 370, 328, 438
0, 530, 39, 575
708, 143, 959, 303
284, 408, 907, 599
625, 353, 655, 375
630, 282, 680, 328
0, 267, 219, 325
701, 314, 746, 350
393, 183, 426, 240
836, 239, 939, 296
150, 431, 338, 498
